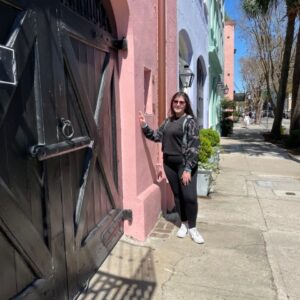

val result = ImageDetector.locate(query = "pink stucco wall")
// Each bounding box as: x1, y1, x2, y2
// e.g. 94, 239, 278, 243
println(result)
224, 21, 235, 100
110, 0, 177, 241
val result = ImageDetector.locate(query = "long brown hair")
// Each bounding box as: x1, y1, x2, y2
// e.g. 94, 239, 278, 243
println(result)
169, 91, 195, 119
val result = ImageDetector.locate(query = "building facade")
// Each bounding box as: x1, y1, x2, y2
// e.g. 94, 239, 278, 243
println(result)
115, 0, 178, 240
207, 0, 225, 130
0, 0, 178, 298
0, 0, 230, 297
224, 20, 236, 100
177, 0, 209, 129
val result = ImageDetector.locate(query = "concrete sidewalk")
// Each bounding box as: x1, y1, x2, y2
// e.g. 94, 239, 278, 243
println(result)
78, 122, 300, 300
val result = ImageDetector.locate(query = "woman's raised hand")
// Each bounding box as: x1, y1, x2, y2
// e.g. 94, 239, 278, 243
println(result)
138, 111, 146, 127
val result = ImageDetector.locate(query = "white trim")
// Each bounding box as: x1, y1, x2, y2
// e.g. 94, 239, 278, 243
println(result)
0, 45, 17, 86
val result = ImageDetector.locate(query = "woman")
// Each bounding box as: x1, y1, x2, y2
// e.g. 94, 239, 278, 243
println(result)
138, 91, 204, 244
244, 113, 250, 128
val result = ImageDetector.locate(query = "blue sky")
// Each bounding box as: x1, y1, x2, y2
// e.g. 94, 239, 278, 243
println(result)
224, 0, 247, 93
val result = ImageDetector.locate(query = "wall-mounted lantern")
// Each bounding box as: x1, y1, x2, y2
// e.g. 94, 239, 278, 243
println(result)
179, 65, 194, 89
224, 84, 229, 95
217, 81, 224, 94
217, 77, 229, 95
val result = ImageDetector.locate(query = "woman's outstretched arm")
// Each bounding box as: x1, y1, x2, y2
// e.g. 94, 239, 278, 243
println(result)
138, 111, 167, 143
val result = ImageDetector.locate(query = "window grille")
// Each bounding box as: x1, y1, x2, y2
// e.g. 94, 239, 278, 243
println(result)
61, 0, 111, 32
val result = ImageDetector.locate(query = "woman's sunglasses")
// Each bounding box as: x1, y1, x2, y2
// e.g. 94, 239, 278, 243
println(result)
172, 100, 186, 106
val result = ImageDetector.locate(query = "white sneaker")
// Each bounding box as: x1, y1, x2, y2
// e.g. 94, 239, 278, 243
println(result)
176, 222, 188, 238
189, 228, 205, 244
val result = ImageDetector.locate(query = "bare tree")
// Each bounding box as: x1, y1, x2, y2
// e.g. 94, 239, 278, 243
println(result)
240, 57, 265, 123
242, 0, 299, 138
291, 22, 300, 132
240, 3, 287, 108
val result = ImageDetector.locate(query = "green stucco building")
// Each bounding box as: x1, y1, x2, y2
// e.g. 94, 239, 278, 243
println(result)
208, 0, 225, 131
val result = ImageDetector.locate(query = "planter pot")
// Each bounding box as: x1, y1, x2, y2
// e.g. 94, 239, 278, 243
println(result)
207, 148, 220, 169
208, 151, 219, 166
197, 168, 213, 197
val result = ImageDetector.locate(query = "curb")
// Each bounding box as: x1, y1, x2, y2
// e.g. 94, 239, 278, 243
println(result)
288, 151, 300, 163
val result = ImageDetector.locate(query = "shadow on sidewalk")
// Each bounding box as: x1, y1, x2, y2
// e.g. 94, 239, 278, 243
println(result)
77, 241, 156, 300
78, 271, 156, 300
221, 126, 291, 159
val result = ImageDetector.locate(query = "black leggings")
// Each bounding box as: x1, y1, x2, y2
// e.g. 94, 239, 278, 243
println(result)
163, 154, 198, 228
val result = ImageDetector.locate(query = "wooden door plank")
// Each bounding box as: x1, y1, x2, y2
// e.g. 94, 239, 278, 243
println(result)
62, 35, 96, 138
94, 52, 112, 125
0, 178, 52, 278
81, 209, 122, 247
0, 233, 17, 299
97, 154, 122, 208
59, 155, 78, 297
74, 148, 98, 246
94, 59, 122, 208
15, 250, 35, 292
74, 149, 122, 246
0, 0, 26, 10
45, 158, 68, 299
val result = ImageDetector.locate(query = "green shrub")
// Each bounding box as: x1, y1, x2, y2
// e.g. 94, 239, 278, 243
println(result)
221, 99, 236, 110
198, 136, 212, 165
200, 128, 220, 147
285, 129, 300, 148
221, 119, 233, 136
220, 100, 234, 136
232, 110, 240, 123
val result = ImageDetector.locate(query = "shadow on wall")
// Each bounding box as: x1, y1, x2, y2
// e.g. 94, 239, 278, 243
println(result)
77, 240, 156, 300
110, 0, 130, 66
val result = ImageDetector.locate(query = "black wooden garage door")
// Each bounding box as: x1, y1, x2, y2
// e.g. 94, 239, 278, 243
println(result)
0, 1, 128, 299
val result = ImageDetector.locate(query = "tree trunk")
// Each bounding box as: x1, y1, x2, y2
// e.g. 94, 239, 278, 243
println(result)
290, 23, 300, 132
255, 98, 264, 124
271, 10, 296, 138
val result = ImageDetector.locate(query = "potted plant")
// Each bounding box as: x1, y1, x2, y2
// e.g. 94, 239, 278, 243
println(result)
200, 128, 220, 166
197, 128, 221, 197
197, 135, 213, 197
221, 99, 235, 137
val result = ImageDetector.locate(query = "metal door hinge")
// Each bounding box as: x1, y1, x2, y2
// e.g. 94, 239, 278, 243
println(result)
113, 37, 127, 50
122, 209, 132, 223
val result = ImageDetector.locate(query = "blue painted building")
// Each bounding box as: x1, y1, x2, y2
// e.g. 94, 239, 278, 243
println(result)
177, 0, 209, 129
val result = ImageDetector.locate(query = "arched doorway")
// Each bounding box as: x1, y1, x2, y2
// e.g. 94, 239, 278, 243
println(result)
197, 56, 207, 128
178, 29, 193, 90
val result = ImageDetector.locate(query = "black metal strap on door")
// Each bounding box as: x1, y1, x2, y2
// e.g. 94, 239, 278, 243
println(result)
29, 115, 92, 160
81, 209, 133, 247
29, 136, 91, 161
